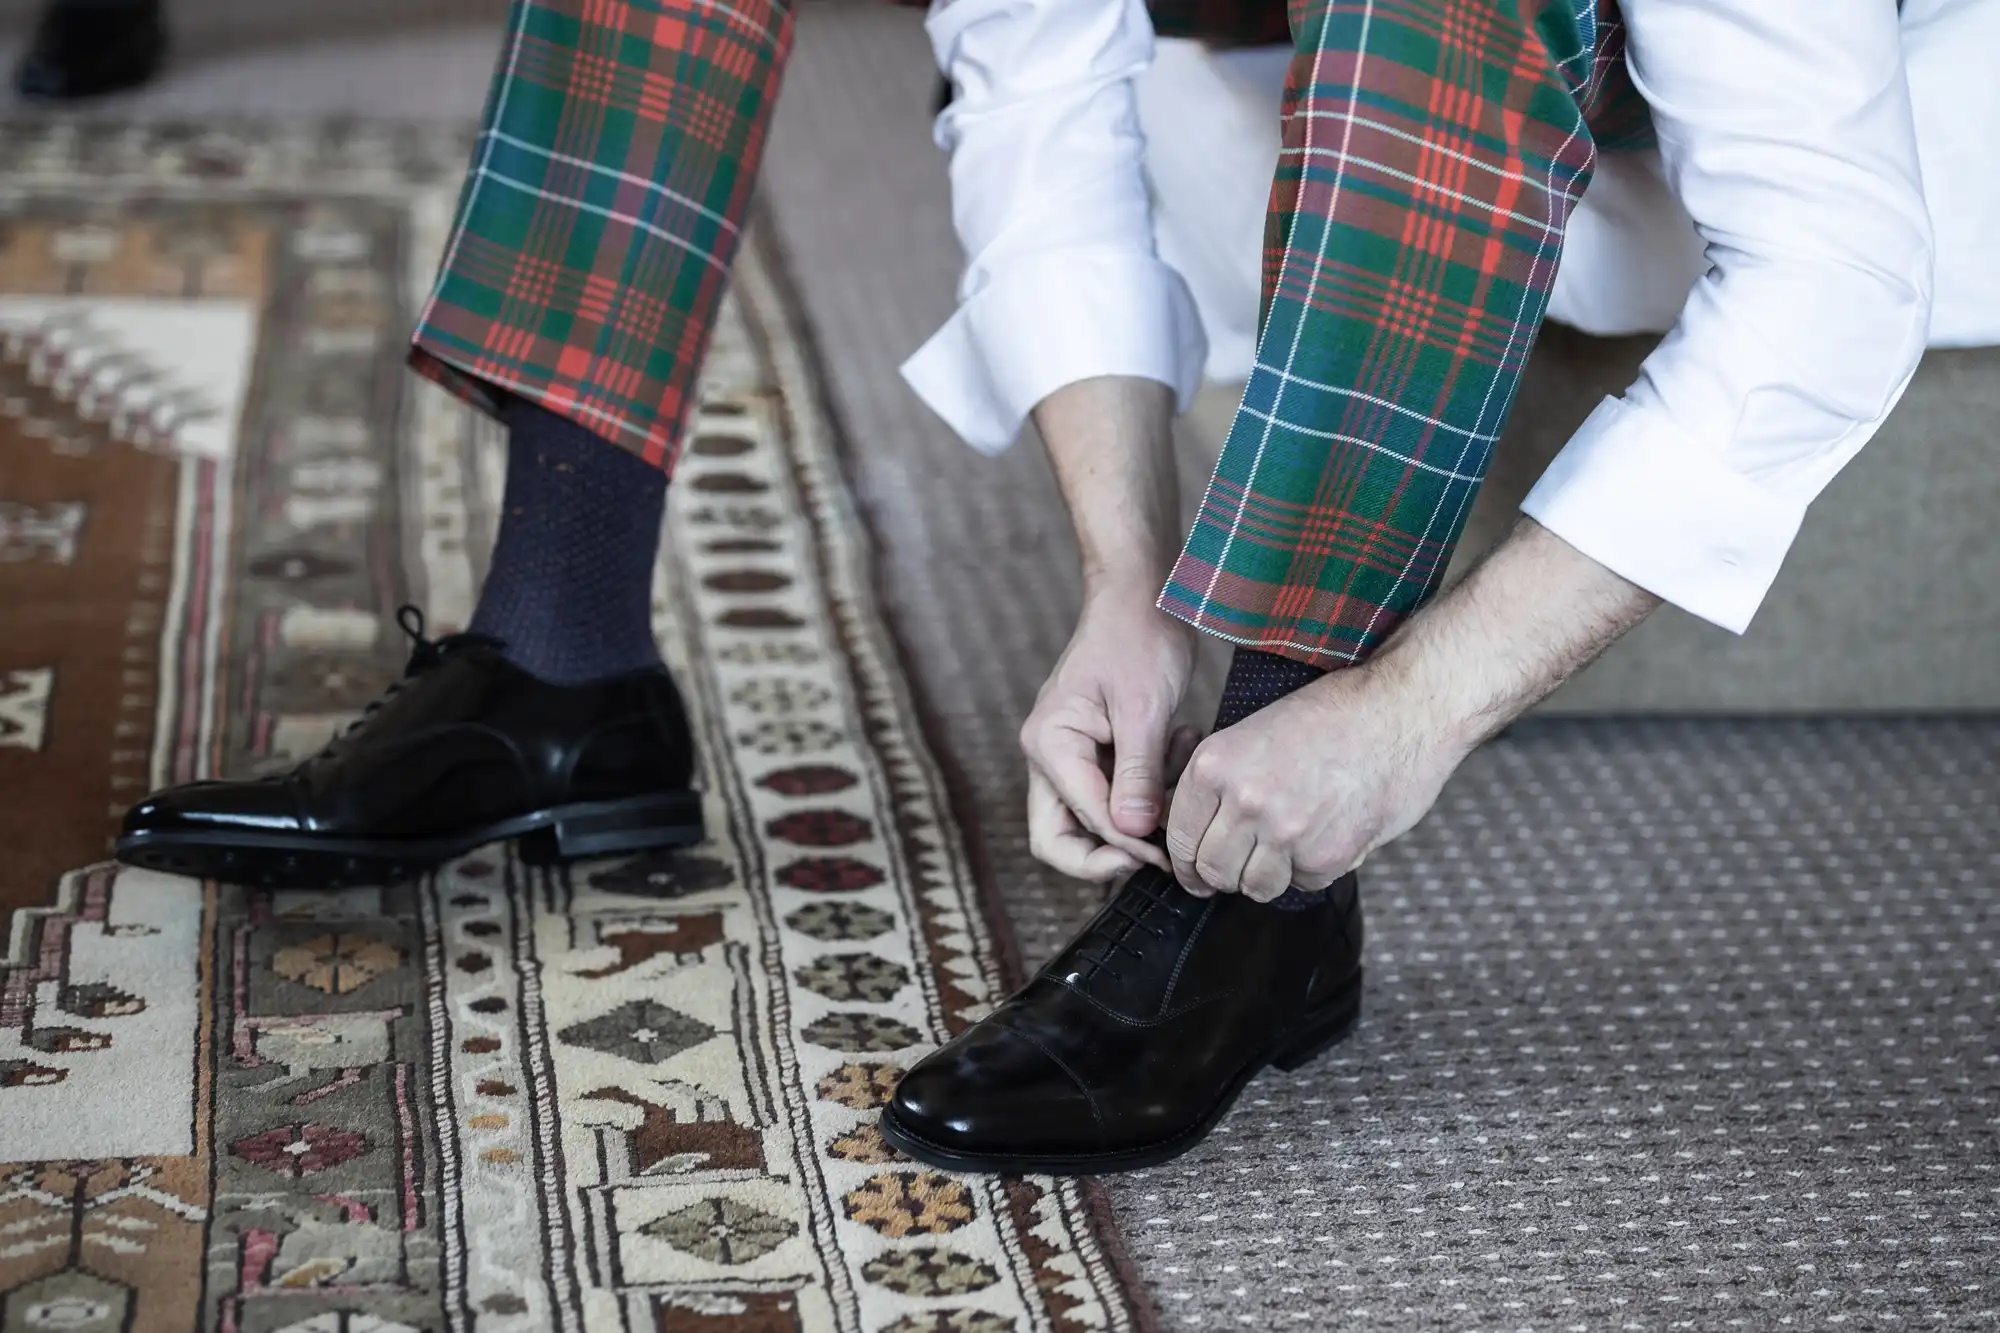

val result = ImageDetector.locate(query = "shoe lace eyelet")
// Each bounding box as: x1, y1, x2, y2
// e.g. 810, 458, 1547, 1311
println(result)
1068, 871, 1191, 983
311, 604, 507, 761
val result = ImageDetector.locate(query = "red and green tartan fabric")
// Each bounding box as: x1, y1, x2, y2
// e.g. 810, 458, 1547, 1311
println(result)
409, 0, 794, 471
410, 0, 1651, 665
1157, 0, 1650, 665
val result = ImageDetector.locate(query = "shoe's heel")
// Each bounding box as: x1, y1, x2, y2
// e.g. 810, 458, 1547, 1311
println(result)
519, 790, 706, 865
1270, 968, 1363, 1073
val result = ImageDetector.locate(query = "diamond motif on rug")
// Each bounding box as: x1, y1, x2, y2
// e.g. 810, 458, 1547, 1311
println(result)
639, 1197, 798, 1264
815, 1061, 905, 1110
825, 1123, 906, 1165
793, 952, 909, 1002
269, 932, 404, 994
775, 855, 885, 893
557, 999, 717, 1064
842, 1171, 976, 1238
584, 848, 736, 898
785, 901, 896, 941
801, 1012, 923, 1053
229, 1123, 370, 1177
862, 1247, 1002, 1297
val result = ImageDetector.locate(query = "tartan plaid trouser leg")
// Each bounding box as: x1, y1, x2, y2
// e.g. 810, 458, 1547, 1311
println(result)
1158, 0, 1651, 667
409, 0, 794, 473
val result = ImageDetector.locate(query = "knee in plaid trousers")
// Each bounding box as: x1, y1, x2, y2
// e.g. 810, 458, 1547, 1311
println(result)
410, 0, 1653, 666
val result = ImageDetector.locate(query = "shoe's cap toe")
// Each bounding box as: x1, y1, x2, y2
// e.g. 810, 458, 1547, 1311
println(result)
886, 1020, 1103, 1163
120, 778, 301, 838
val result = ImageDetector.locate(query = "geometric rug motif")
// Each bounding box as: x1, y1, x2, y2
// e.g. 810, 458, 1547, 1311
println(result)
0, 120, 1151, 1333
0, 294, 258, 463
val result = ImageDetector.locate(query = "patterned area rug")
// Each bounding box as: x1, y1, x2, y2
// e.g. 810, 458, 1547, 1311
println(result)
0, 122, 1151, 1333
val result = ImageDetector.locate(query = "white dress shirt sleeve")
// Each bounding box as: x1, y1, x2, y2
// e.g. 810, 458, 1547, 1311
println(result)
899, 0, 1207, 455
1521, 0, 1935, 633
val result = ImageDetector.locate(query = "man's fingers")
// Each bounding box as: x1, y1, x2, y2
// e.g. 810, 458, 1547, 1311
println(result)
1025, 769, 1092, 878
1032, 724, 1170, 871
1293, 841, 1369, 891
1106, 698, 1171, 839
1025, 720, 1113, 827
1077, 843, 1148, 882
1191, 809, 1256, 897
1241, 840, 1295, 904
1027, 769, 1138, 882
1165, 750, 1224, 896
1163, 724, 1202, 787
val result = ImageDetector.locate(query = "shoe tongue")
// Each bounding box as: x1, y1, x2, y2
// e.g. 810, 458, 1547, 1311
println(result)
1051, 868, 1198, 1005
319, 639, 486, 761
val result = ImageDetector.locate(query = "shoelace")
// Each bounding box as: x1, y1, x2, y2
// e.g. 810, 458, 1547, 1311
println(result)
311, 605, 505, 759
1070, 871, 1186, 983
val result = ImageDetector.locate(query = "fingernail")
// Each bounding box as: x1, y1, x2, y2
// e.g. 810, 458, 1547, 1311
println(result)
1118, 798, 1157, 817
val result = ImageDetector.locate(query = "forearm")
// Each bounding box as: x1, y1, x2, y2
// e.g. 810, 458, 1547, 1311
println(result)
1031, 374, 1181, 596
1366, 517, 1661, 749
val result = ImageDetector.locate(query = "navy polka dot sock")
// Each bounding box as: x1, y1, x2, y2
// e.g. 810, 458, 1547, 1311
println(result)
1212, 646, 1326, 731
1211, 647, 1332, 909
467, 397, 667, 685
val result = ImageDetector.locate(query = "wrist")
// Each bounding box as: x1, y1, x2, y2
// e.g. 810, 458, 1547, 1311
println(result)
1080, 551, 1173, 602
1362, 518, 1657, 754
1075, 574, 1196, 658
1354, 641, 1492, 760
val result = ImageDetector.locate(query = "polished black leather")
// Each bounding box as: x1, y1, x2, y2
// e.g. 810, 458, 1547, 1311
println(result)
126, 650, 694, 839
16, 0, 165, 101
882, 867, 1363, 1174
117, 611, 700, 884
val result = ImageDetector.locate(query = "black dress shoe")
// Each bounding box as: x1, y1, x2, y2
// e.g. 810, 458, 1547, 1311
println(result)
15, 0, 166, 102
116, 607, 704, 888
880, 867, 1363, 1175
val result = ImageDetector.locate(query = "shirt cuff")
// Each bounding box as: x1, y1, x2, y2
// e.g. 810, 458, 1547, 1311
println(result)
899, 249, 1207, 455
1520, 397, 1809, 634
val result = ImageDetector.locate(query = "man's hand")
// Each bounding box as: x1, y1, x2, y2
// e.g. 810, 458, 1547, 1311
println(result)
1165, 661, 1465, 900
1022, 582, 1196, 881
1167, 519, 1662, 898
1018, 373, 1190, 882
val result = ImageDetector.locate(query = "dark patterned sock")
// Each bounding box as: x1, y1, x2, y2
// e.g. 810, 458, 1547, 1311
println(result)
1212, 646, 1326, 730
467, 397, 667, 685
1211, 647, 1331, 909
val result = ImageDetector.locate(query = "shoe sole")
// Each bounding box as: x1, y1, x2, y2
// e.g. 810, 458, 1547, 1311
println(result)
113, 789, 705, 889
877, 967, 1364, 1177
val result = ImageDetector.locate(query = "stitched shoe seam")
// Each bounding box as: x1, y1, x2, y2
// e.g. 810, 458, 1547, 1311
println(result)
1153, 896, 1217, 1016
989, 1019, 1108, 1136
1046, 982, 1240, 1030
